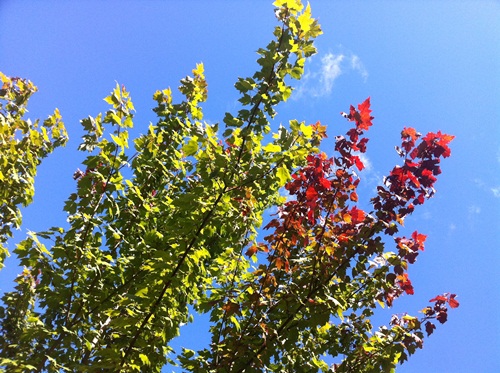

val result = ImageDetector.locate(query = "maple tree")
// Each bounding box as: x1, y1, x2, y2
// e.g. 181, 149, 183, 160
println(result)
0, 1, 458, 372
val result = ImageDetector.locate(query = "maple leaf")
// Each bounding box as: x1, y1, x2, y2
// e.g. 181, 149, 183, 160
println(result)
429, 295, 447, 303
351, 155, 365, 171
411, 231, 427, 250
357, 137, 369, 153
448, 294, 460, 308
350, 206, 365, 224
245, 245, 258, 257
401, 127, 420, 141
357, 97, 373, 130
396, 273, 414, 295
319, 176, 331, 189
305, 186, 318, 201
425, 321, 436, 336
222, 301, 240, 316
436, 311, 448, 324
311, 121, 328, 139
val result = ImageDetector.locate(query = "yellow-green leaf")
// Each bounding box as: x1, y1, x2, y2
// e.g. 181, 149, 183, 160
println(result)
183, 137, 198, 156
300, 122, 313, 138
263, 143, 281, 153
276, 165, 291, 185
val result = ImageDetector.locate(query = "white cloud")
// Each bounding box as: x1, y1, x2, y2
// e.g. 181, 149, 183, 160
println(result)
473, 178, 485, 188
350, 55, 368, 81
421, 210, 432, 220
292, 51, 368, 99
468, 205, 481, 215
491, 187, 500, 198
473, 178, 500, 198
319, 53, 345, 95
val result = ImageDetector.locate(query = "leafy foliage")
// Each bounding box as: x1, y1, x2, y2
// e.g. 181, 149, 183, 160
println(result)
0, 72, 68, 269
0, 1, 457, 372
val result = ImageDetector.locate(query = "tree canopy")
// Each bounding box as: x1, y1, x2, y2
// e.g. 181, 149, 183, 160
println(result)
0, 1, 458, 372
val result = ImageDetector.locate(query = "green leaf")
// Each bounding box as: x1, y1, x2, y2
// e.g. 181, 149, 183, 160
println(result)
276, 165, 291, 185
297, 3, 313, 34
183, 137, 198, 156
110, 133, 123, 147
300, 122, 313, 139
139, 353, 150, 366
135, 287, 149, 298
263, 143, 281, 153
230, 316, 241, 331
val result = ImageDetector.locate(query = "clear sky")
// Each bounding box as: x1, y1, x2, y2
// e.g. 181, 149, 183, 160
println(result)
1, 1, 499, 372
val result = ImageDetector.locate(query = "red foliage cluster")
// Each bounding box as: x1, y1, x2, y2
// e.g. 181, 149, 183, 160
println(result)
336, 97, 373, 170
373, 127, 454, 226
423, 293, 460, 335
395, 231, 427, 265
256, 98, 457, 350
286, 152, 335, 224
261, 100, 375, 272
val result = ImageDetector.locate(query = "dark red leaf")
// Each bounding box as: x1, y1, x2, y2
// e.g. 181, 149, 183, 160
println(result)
425, 321, 436, 336
437, 310, 448, 324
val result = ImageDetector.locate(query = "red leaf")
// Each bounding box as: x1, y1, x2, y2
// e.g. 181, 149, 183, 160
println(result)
357, 137, 369, 153
437, 133, 455, 158
350, 206, 365, 224
437, 310, 448, 324
401, 127, 419, 141
429, 295, 447, 303
396, 273, 414, 295
425, 321, 436, 336
352, 155, 365, 171
306, 186, 318, 201
222, 301, 240, 316
307, 209, 315, 224
448, 294, 460, 308
408, 171, 421, 188
357, 97, 373, 130
411, 231, 427, 250
319, 176, 331, 189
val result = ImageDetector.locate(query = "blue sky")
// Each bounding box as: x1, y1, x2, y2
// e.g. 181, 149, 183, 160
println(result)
1, 1, 499, 372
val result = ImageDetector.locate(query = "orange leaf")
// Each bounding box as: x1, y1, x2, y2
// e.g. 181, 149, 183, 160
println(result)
245, 245, 258, 257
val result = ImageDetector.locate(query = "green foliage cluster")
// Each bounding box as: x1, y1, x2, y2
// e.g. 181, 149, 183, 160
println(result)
0, 72, 68, 268
0, 1, 456, 372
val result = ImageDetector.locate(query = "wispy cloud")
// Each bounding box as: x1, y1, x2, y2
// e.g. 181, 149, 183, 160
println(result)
293, 51, 368, 99
319, 53, 345, 95
473, 178, 500, 198
468, 205, 481, 215
491, 187, 500, 198
350, 55, 369, 81
357, 153, 372, 172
